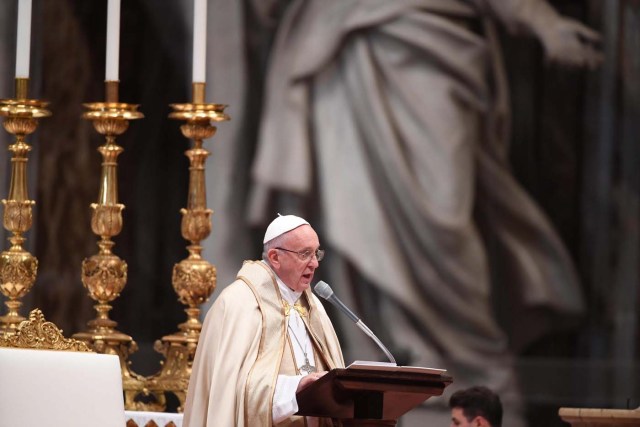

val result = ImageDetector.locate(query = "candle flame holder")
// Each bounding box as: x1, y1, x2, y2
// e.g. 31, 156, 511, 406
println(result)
0, 78, 50, 334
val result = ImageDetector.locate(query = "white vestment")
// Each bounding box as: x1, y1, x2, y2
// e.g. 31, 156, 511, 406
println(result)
183, 260, 344, 427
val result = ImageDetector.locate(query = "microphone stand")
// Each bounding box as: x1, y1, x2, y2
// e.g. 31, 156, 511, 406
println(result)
356, 320, 396, 365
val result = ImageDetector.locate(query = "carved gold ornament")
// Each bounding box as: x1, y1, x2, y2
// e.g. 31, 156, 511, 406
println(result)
0, 78, 50, 331
0, 309, 92, 352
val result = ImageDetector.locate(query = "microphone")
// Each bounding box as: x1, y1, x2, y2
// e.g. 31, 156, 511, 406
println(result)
314, 280, 396, 365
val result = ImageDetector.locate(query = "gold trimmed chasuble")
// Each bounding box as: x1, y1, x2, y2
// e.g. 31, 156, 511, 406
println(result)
183, 261, 344, 427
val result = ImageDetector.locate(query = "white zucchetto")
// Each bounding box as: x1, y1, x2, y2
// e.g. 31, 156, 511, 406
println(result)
263, 214, 310, 243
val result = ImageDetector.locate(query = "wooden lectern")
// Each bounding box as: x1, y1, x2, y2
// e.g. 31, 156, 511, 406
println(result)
296, 365, 453, 426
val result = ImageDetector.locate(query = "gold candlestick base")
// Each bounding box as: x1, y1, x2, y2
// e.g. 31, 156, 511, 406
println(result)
0, 79, 50, 334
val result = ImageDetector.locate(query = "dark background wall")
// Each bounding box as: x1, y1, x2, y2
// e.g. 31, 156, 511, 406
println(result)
502, 1, 640, 424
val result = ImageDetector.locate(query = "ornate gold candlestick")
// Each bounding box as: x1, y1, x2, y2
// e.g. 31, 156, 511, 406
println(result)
135, 82, 228, 411
73, 80, 143, 366
0, 78, 50, 334
166, 82, 227, 340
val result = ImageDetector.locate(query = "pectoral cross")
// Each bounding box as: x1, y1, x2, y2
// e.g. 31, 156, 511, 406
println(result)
287, 317, 317, 375
300, 356, 317, 375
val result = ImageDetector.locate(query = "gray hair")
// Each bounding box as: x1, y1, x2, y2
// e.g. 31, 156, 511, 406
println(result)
262, 232, 289, 263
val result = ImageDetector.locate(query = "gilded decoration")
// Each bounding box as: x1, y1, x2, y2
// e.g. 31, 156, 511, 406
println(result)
0, 78, 50, 331
121, 82, 228, 412
82, 252, 128, 303
70, 82, 226, 412
2, 200, 34, 233
180, 208, 212, 243
91, 204, 124, 237
0, 247, 37, 294
172, 259, 216, 306
0, 309, 92, 352
73, 81, 143, 407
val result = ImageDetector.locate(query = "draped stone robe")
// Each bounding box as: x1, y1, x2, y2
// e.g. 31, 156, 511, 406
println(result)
249, 0, 583, 364
205, 1, 586, 425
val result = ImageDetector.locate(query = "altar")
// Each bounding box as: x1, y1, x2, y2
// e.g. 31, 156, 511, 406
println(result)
125, 410, 184, 427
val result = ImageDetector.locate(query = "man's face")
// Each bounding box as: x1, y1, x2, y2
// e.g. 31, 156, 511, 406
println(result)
270, 225, 320, 292
450, 408, 485, 427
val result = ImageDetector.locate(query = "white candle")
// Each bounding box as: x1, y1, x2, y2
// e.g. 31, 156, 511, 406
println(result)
106, 0, 121, 81
192, 0, 207, 83
15, 0, 32, 78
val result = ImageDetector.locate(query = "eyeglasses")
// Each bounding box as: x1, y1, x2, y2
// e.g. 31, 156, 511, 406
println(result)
275, 247, 325, 262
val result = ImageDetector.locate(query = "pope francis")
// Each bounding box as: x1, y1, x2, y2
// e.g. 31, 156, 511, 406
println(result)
183, 215, 345, 426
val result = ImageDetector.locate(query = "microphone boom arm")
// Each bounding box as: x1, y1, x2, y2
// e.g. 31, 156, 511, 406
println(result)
314, 281, 396, 365
356, 320, 397, 365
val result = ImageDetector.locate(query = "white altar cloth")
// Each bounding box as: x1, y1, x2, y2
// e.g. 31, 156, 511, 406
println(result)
0, 347, 125, 427
125, 410, 183, 427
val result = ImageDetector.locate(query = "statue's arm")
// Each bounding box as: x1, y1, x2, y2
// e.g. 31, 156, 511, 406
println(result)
478, 0, 602, 67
